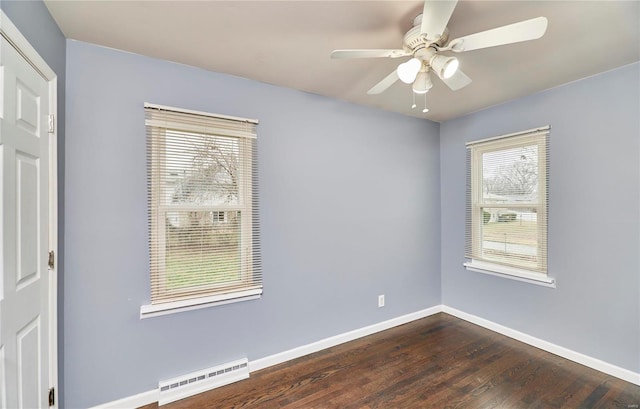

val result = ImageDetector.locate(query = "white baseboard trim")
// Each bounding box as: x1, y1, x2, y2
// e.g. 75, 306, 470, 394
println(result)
91, 304, 639, 407
89, 389, 158, 409
443, 305, 640, 386
250, 305, 443, 372
89, 305, 443, 408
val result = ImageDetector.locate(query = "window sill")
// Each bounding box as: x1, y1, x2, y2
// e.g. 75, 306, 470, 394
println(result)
464, 260, 555, 288
140, 288, 262, 319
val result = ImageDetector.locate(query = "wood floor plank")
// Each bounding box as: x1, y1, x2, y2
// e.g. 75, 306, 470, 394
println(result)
138, 313, 640, 408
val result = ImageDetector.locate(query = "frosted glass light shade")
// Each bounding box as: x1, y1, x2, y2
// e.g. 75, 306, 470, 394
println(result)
412, 71, 433, 94
397, 58, 421, 84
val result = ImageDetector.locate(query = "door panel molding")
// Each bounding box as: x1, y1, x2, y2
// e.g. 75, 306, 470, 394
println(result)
0, 10, 58, 409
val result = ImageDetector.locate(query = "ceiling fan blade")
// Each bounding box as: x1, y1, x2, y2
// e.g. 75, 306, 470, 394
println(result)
440, 68, 472, 91
367, 70, 400, 95
420, 0, 458, 40
331, 49, 410, 59
450, 17, 548, 53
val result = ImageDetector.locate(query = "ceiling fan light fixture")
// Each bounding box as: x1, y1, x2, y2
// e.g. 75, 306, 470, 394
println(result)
397, 58, 422, 84
412, 71, 433, 94
332, 3, 548, 98
431, 55, 459, 79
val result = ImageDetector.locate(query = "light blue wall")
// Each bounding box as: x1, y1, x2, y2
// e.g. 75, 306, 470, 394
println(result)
0, 1, 67, 406
65, 40, 441, 408
440, 63, 640, 373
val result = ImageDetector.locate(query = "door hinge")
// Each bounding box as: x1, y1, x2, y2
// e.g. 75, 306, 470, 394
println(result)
48, 114, 55, 134
48, 387, 55, 406
48, 251, 55, 270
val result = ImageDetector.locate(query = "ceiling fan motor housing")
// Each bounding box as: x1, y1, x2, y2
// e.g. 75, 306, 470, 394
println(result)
404, 14, 450, 52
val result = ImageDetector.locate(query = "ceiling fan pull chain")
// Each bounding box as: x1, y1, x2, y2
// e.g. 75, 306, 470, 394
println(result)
412, 91, 417, 109
423, 92, 429, 113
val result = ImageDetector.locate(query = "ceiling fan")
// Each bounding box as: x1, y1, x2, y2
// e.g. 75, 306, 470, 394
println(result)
331, 0, 548, 97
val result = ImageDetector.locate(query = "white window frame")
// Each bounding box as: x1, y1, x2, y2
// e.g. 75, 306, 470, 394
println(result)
141, 104, 261, 318
464, 127, 554, 287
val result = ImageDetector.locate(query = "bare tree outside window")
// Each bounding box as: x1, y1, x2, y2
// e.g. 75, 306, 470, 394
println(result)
163, 132, 242, 290
483, 145, 538, 199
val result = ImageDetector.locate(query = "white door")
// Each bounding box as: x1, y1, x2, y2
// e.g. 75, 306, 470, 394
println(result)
0, 34, 52, 408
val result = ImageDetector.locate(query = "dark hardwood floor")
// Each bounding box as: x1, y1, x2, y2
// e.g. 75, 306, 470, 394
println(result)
140, 313, 640, 408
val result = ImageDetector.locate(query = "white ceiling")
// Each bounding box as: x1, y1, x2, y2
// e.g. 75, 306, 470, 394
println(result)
44, 1, 640, 122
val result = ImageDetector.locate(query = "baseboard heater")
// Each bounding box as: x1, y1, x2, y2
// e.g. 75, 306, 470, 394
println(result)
158, 358, 249, 405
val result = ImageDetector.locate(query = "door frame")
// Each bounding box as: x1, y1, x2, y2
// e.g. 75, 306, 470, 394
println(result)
0, 10, 59, 407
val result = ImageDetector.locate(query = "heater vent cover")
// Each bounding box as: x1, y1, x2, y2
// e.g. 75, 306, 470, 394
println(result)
158, 358, 249, 405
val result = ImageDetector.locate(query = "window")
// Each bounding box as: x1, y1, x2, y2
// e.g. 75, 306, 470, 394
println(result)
141, 104, 261, 317
212, 211, 227, 223
464, 127, 552, 286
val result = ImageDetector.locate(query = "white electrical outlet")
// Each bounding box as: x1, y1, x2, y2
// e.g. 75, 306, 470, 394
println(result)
378, 294, 385, 308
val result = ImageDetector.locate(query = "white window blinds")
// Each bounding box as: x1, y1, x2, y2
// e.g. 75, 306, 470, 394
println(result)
465, 127, 549, 275
145, 103, 261, 305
